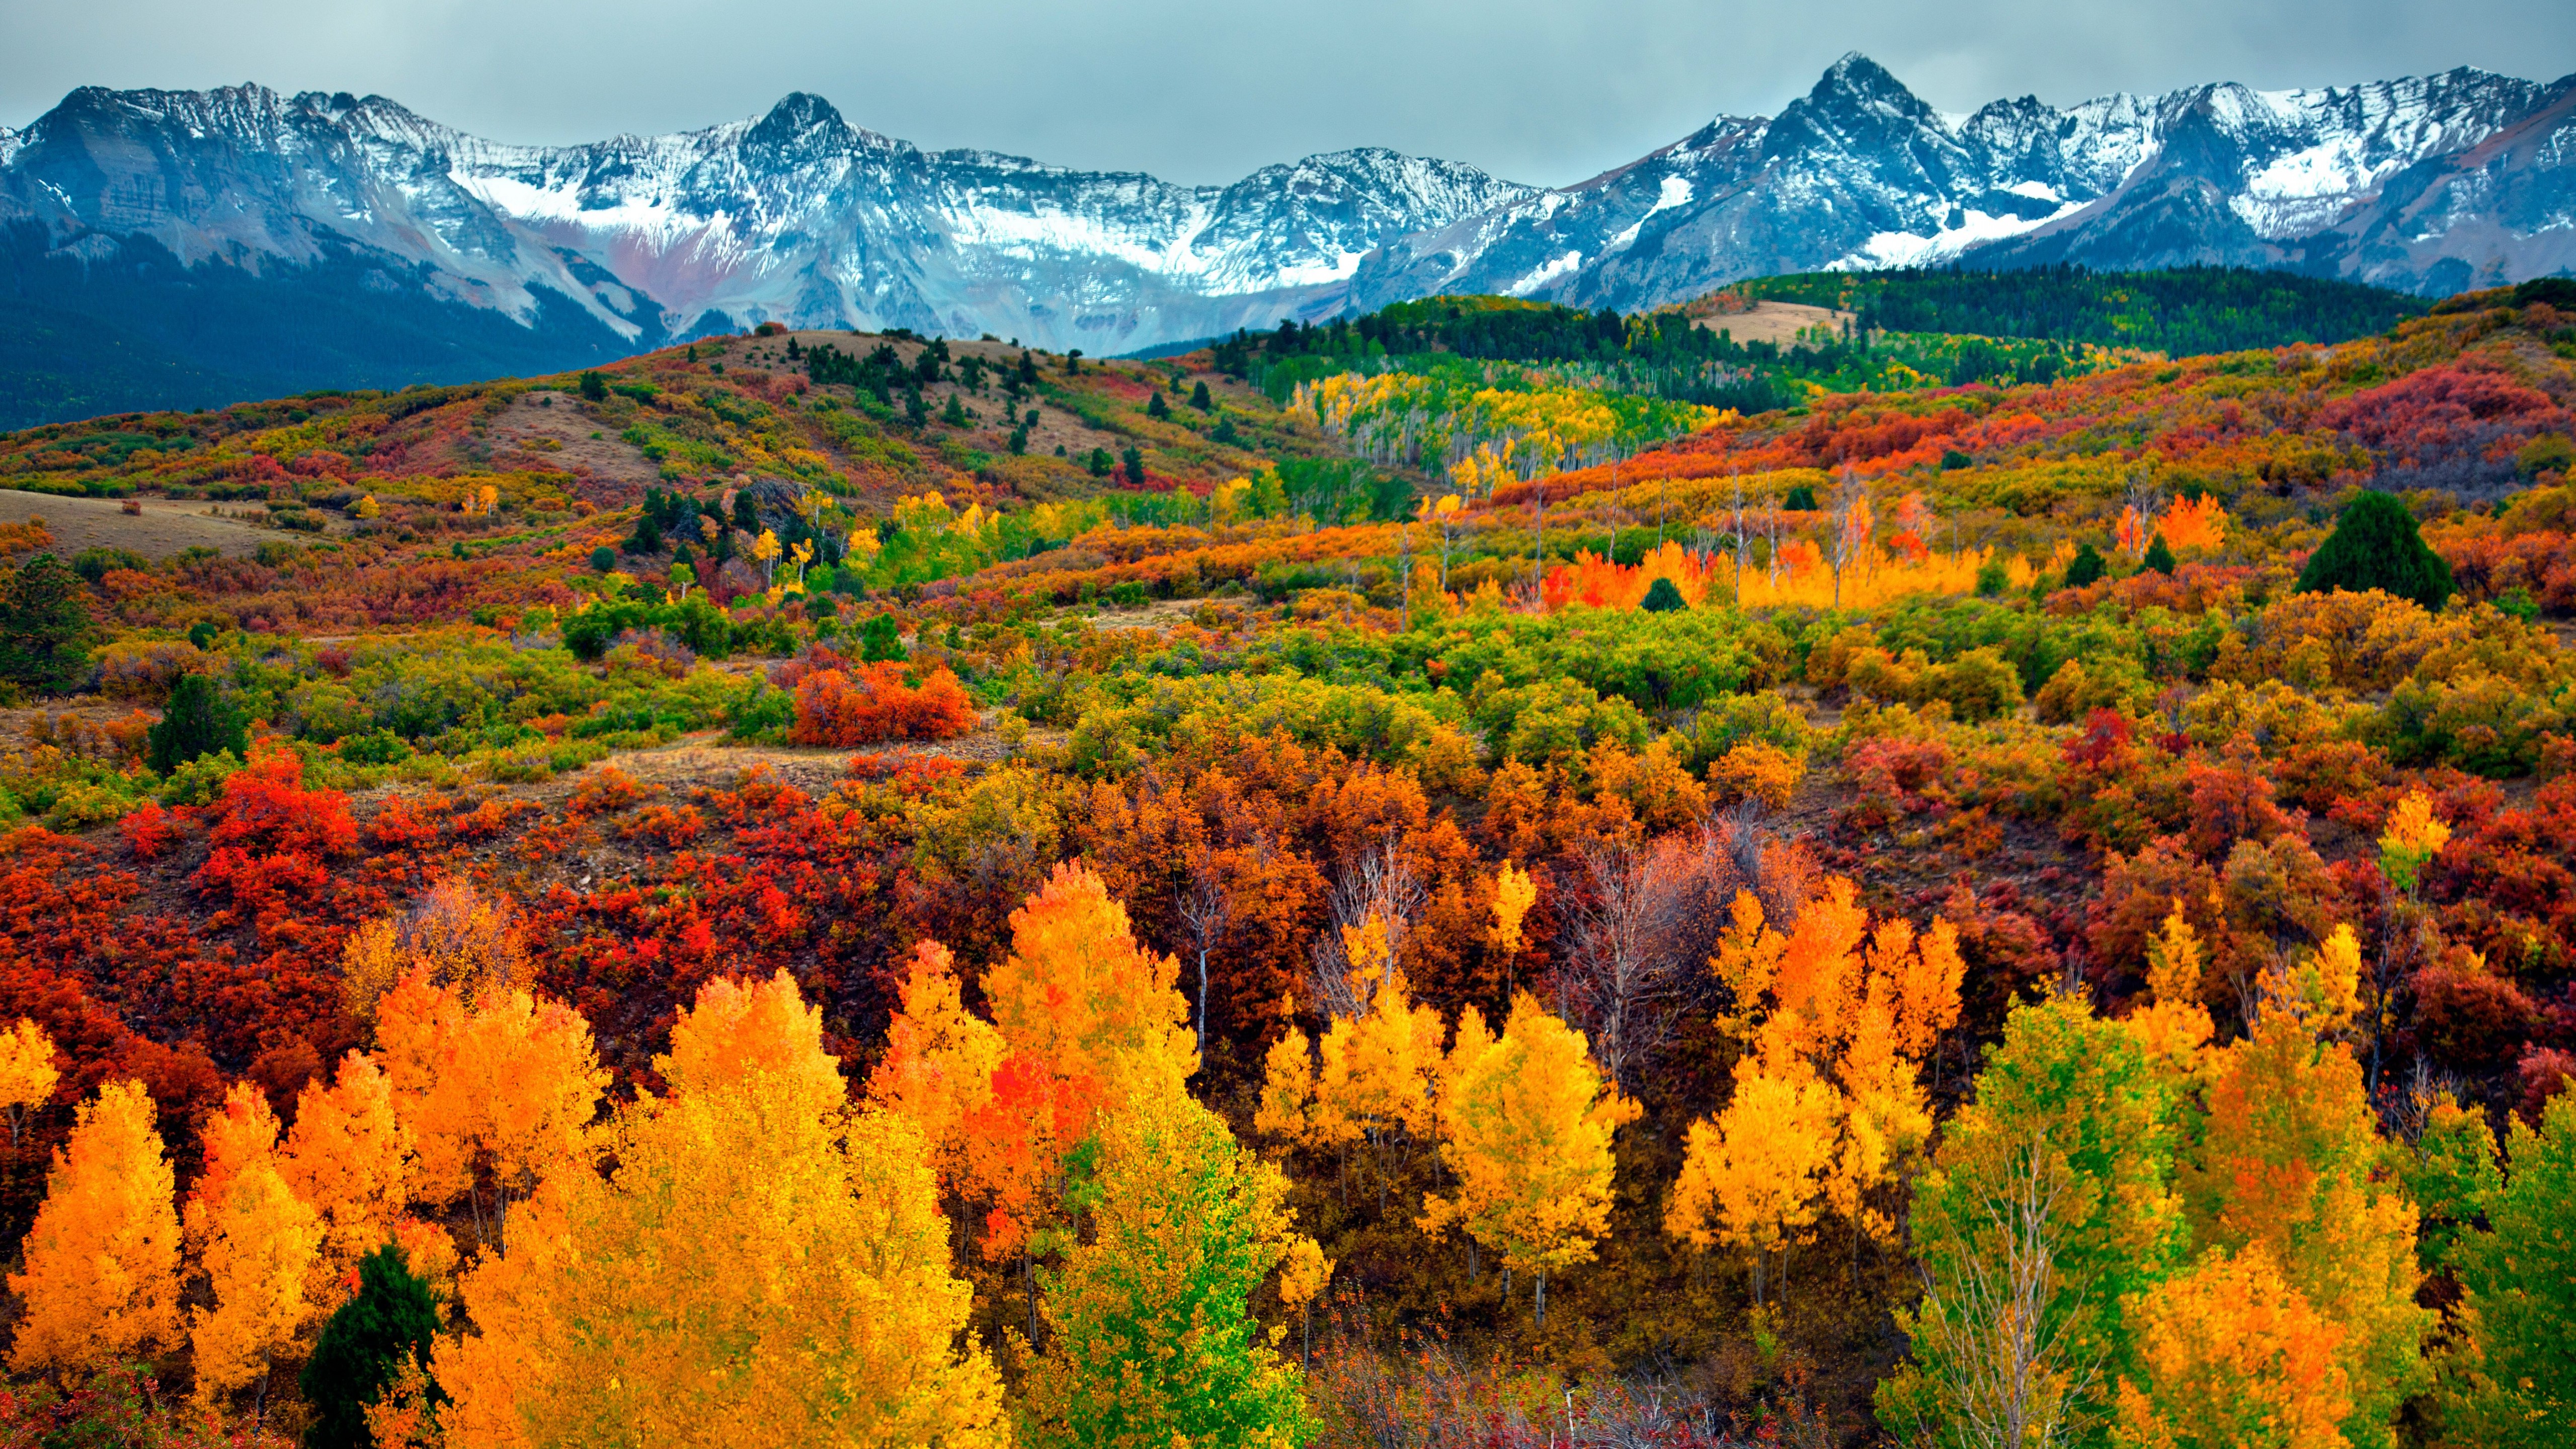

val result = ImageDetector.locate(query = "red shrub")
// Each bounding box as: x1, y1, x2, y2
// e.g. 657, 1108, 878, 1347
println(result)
119, 801, 181, 861
2410, 956, 2539, 1070
204, 748, 357, 860
789, 664, 977, 747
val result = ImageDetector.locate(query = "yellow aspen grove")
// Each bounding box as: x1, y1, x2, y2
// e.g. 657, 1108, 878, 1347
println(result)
0, 1016, 59, 1147
7, 1080, 182, 1373
1310, 918, 1444, 1148
865, 941, 1005, 1184
374, 970, 607, 1250
1672, 880, 1965, 1292
187, 1083, 321, 1405
1420, 994, 1638, 1324
282, 1050, 417, 1283
439, 975, 1005, 1449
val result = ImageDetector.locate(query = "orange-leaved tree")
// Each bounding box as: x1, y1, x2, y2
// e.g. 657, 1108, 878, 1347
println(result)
8, 1079, 181, 1373
2113, 1248, 2352, 1449
374, 971, 606, 1253
185, 1082, 320, 1405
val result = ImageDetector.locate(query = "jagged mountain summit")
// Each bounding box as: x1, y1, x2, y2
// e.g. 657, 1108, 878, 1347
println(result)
3, 54, 2571, 426
1352, 54, 2576, 312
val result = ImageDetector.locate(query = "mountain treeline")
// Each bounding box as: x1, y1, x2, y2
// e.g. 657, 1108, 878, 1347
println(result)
1746, 264, 2431, 357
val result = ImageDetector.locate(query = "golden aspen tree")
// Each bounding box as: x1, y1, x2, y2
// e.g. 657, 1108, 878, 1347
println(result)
2181, 949, 2428, 1448
1254, 1016, 1317, 1145
981, 861, 1197, 1105
2127, 902, 2215, 1077
187, 1083, 320, 1405
8, 1080, 181, 1372
1310, 916, 1444, 1157
1664, 1067, 1838, 1304
865, 940, 1005, 1185
659, 969, 844, 1111
1678, 881, 1965, 1273
375, 971, 605, 1251
439, 976, 1005, 1449
1421, 994, 1637, 1324
0, 1015, 59, 1148
1024, 1081, 1315, 1449
1489, 861, 1537, 958
341, 878, 530, 1021
282, 1050, 416, 1283
2112, 1249, 2353, 1449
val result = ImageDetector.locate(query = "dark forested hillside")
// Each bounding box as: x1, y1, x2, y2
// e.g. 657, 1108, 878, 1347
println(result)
1745, 263, 2432, 356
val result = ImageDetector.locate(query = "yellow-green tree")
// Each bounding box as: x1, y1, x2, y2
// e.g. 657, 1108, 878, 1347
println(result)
186, 1083, 321, 1405
1419, 994, 1636, 1324
8, 1079, 181, 1373
439, 973, 1005, 1448
1023, 1082, 1316, 1449
1876, 992, 2189, 1448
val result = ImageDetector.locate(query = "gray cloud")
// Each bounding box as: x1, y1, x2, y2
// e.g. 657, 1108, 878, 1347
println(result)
5, 0, 2572, 186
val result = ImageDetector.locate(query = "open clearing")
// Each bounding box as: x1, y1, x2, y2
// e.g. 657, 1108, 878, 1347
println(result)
0, 487, 290, 559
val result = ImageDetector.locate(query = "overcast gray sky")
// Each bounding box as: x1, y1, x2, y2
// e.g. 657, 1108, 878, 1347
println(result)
6, 0, 2573, 186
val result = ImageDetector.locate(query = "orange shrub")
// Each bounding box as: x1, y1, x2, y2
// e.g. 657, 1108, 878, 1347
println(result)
788, 664, 977, 748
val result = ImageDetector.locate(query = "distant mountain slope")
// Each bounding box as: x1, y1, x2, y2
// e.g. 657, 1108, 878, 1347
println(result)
1350, 55, 2576, 313
3, 54, 2572, 428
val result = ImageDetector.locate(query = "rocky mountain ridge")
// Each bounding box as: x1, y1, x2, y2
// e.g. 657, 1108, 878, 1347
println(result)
4, 54, 2570, 425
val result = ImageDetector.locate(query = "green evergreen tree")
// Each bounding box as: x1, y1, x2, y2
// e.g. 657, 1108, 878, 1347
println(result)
1019, 351, 1040, 386
188, 619, 222, 652
941, 392, 970, 428
1781, 485, 1818, 511
733, 492, 762, 533
2064, 542, 2107, 589
622, 513, 663, 555
2295, 491, 2452, 610
1087, 448, 1115, 479
1122, 446, 1149, 487
1640, 577, 1688, 612
577, 371, 607, 402
1190, 380, 1214, 413
146, 672, 248, 776
859, 612, 907, 663
0, 554, 95, 695
2140, 532, 2176, 576
1147, 390, 1170, 419
590, 545, 619, 574
300, 1245, 443, 1449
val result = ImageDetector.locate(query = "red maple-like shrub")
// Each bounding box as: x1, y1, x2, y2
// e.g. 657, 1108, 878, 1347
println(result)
789, 663, 976, 747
